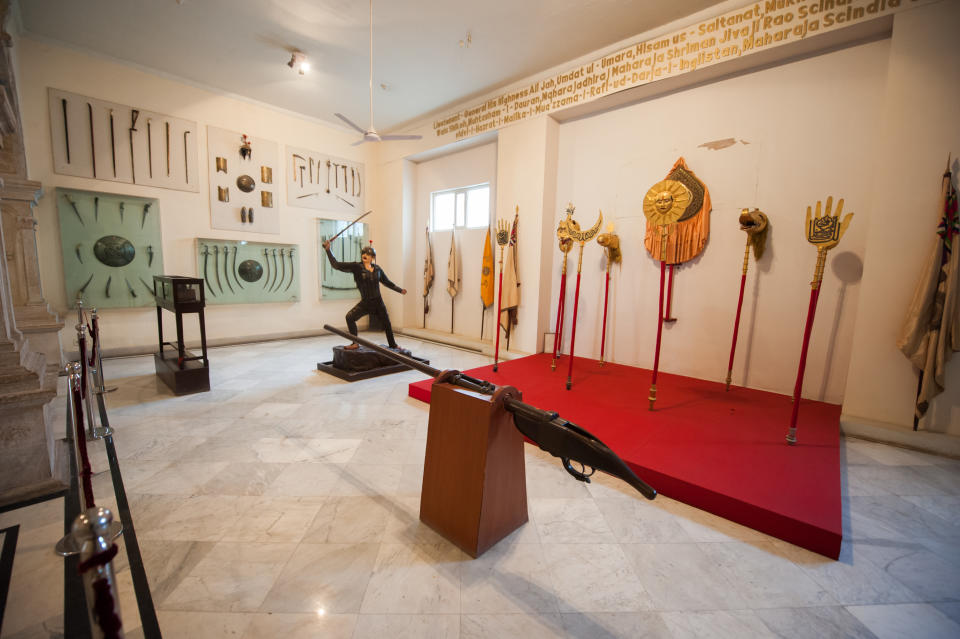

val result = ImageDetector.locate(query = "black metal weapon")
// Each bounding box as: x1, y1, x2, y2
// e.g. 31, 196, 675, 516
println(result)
183, 130, 190, 183
262, 248, 271, 289
146, 118, 153, 179
201, 245, 216, 297
270, 249, 279, 290
94, 196, 99, 222
87, 103, 96, 178
138, 276, 154, 295
119, 201, 125, 224
75, 244, 83, 264
105, 275, 112, 298
141, 202, 151, 229
275, 248, 286, 292
147, 245, 154, 267
61, 98, 71, 163
213, 245, 223, 293
223, 245, 235, 294
77, 273, 94, 297
327, 209, 372, 245
129, 110, 139, 183
336, 194, 355, 208
165, 121, 171, 177
284, 248, 295, 291
125, 278, 137, 298
63, 194, 83, 225
232, 246, 244, 290
109, 109, 117, 177
322, 324, 657, 500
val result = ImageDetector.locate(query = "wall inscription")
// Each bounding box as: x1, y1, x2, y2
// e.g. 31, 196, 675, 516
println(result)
433, 0, 934, 140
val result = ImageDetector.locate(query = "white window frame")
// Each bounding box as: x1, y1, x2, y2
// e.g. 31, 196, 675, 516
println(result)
430, 183, 491, 231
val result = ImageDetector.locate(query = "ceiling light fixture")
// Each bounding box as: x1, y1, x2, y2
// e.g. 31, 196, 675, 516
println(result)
287, 51, 310, 75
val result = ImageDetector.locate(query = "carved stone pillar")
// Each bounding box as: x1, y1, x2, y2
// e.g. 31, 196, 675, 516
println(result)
0, 5, 66, 506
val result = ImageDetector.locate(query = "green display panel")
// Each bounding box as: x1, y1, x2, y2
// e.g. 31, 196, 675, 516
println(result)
317, 218, 369, 300
57, 188, 164, 309
196, 238, 299, 304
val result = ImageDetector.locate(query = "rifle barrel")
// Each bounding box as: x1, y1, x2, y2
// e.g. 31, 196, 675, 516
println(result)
323, 324, 440, 377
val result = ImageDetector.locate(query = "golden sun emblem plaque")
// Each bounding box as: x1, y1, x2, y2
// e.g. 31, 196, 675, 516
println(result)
643, 179, 692, 227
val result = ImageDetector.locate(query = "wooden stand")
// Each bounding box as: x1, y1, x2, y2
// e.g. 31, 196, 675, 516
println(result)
153, 276, 210, 395
419, 381, 528, 557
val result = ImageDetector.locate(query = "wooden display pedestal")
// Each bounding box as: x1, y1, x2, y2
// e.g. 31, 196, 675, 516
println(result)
154, 351, 210, 395
419, 381, 528, 558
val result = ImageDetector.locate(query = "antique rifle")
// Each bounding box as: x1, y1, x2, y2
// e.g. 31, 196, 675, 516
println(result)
323, 324, 656, 500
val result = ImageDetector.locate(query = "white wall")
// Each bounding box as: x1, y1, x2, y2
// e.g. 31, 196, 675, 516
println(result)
843, 0, 960, 436
411, 143, 497, 340
19, 37, 373, 352
549, 40, 889, 403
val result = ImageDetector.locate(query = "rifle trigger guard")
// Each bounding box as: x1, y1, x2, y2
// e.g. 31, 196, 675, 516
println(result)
562, 458, 596, 483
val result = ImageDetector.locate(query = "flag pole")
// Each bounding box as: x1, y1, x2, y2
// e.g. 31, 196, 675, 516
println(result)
599, 261, 611, 366
726, 238, 751, 390
649, 228, 668, 410
564, 209, 603, 390
493, 220, 508, 372
551, 251, 568, 370
787, 196, 853, 445
663, 264, 677, 322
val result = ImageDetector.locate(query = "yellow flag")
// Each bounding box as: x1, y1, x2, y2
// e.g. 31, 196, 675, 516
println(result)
481, 229, 494, 308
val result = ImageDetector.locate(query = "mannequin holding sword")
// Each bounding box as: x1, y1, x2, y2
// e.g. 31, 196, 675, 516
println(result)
322, 210, 407, 349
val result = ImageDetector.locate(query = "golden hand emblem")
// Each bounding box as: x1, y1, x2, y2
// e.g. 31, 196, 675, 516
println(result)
805, 196, 853, 251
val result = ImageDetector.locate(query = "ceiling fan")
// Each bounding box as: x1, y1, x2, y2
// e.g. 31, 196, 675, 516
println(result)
335, 0, 422, 146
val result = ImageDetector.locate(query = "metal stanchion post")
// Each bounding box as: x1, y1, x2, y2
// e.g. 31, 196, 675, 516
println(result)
57, 507, 125, 639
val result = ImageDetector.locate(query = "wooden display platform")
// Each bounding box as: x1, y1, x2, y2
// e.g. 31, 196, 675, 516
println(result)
154, 350, 210, 395
317, 344, 429, 382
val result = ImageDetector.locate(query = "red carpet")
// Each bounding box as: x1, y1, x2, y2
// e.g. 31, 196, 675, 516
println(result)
409, 353, 842, 559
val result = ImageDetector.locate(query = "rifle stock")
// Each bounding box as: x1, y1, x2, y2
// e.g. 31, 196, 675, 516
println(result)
323, 324, 656, 500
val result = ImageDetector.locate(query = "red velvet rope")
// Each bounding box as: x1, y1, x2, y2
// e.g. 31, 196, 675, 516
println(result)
91, 576, 123, 639
71, 382, 95, 509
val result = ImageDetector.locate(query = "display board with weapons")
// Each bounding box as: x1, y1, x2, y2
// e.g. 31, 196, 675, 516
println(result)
207, 126, 280, 233
47, 88, 198, 193
287, 145, 365, 214
195, 238, 299, 305
56, 188, 165, 309
317, 215, 371, 300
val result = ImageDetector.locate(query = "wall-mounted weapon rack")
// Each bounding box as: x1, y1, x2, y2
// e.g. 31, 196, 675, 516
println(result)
196, 238, 299, 305
153, 275, 210, 395
48, 88, 199, 193
287, 144, 365, 214
207, 126, 280, 234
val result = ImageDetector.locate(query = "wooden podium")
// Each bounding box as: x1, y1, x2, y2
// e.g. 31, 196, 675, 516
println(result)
419, 381, 528, 558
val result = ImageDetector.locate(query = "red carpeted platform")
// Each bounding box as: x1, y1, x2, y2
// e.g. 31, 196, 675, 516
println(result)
409, 353, 842, 558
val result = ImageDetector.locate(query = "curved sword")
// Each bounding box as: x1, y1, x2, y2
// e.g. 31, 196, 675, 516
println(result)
274, 249, 286, 292
232, 245, 244, 289
284, 248, 296, 291
213, 245, 223, 294
270, 249, 279, 291
262, 248, 271, 289
201, 244, 216, 297
222, 245, 235, 294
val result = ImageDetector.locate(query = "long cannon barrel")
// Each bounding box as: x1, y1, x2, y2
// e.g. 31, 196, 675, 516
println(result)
323, 324, 656, 500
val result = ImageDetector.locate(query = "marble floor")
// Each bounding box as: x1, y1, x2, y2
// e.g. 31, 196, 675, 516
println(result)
2, 334, 959, 638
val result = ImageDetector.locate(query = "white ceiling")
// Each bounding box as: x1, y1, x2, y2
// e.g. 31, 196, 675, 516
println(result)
19, 0, 724, 133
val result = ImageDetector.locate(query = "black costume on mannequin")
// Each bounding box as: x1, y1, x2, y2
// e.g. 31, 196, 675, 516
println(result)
325, 246, 403, 348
